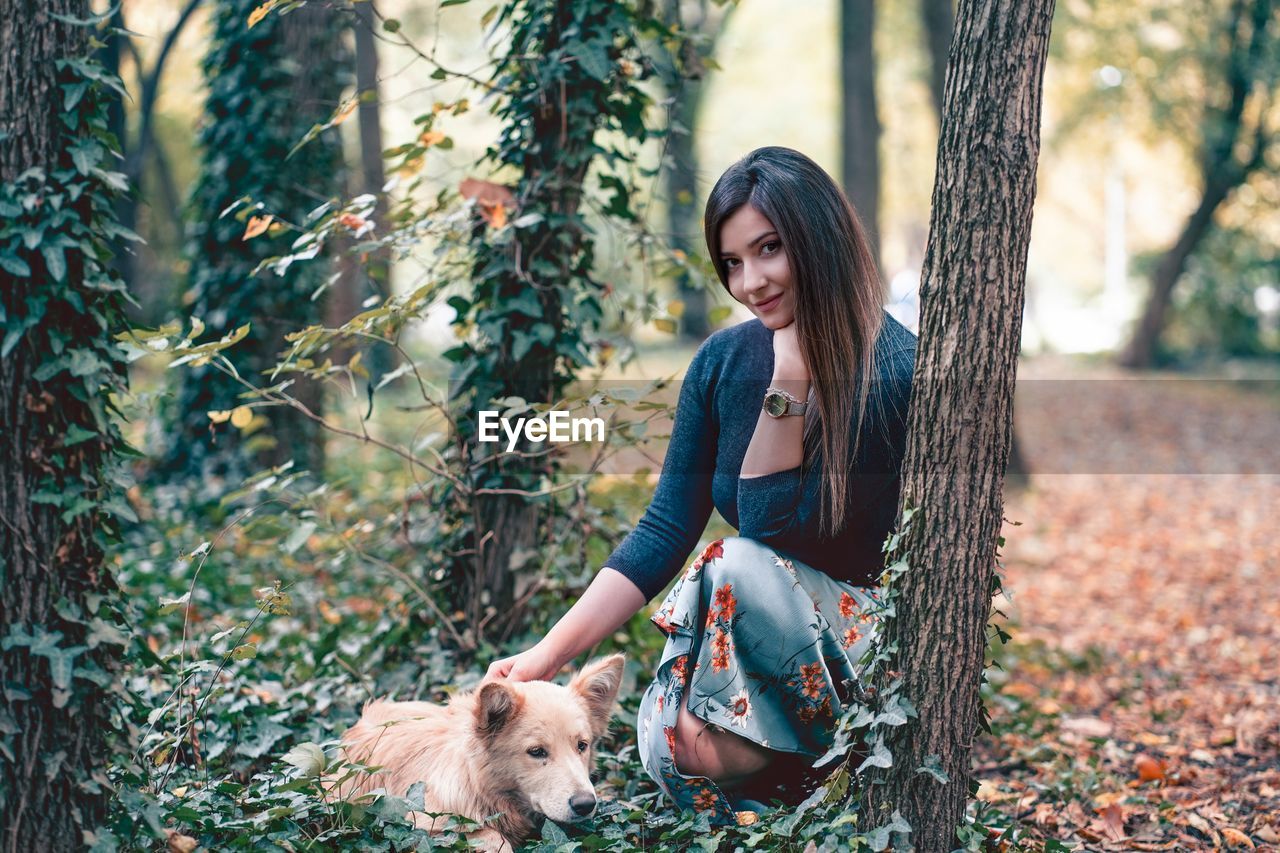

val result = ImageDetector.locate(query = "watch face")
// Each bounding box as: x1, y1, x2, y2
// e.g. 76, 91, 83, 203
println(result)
764, 392, 788, 417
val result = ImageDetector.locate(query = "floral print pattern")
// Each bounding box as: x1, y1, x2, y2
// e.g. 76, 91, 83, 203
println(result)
636, 537, 880, 825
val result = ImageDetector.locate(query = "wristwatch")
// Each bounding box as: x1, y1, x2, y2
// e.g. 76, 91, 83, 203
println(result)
762, 386, 808, 418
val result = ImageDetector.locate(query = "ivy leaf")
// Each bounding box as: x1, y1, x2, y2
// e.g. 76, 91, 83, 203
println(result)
281, 742, 327, 777
69, 348, 107, 377
43, 646, 85, 690
540, 820, 571, 844
569, 40, 612, 81
231, 643, 258, 661
42, 245, 66, 282
864, 812, 912, 852
0, 253, 31, 277
856, 737, 893, 772
86, 618, 128, 649
158, 592, 190, 616
283, 521, 317, 555
63, 423, 98, 446
915, 754, 949, 784
235, 718, 291, 758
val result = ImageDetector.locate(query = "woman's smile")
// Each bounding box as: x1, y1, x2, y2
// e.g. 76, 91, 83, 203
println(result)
754, 293, 783, 312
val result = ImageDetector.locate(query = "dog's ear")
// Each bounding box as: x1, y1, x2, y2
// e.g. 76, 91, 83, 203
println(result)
569, 654, 625, 739
475, 681, 523, 741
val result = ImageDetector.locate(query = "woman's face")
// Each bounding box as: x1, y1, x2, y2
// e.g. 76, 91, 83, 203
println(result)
717, 204, 796, 330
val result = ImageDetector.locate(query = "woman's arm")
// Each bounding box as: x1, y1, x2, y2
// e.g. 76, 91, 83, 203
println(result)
490, 336, 719, 682
486, 568, 645, 681
740, 322, 810, 478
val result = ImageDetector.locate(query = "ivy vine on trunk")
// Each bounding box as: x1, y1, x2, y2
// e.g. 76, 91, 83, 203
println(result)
437, 0, 668, 644
158, 0, 350, 485
0, 2, 136, 847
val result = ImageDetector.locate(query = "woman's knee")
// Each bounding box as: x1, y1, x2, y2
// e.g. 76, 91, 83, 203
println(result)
672, 700, 714, 777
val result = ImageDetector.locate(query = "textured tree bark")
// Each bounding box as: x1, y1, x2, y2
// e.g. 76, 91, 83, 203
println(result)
0, 2, 122, 847
860, 1, 1055, 848
840, 0, 882, 278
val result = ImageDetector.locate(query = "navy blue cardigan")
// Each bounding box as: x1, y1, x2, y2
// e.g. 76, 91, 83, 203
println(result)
604, 312, 918, 602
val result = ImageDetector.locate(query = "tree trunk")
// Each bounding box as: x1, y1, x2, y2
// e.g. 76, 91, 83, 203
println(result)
667, 74, 710, 341
920, 0, 953, 120
1119, 0, 1273, 369
915, 0, 1028, 488
328, 1, 394, 375
1, 1, 130, 847
861, 0, 1055, 848
1119, 175, 1232, 368
661, 0, 730, 342
162, 0, 349, 483
840, 0, 882, 278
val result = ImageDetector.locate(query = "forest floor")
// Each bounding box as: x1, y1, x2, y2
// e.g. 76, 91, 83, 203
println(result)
976, 361, 1280, 850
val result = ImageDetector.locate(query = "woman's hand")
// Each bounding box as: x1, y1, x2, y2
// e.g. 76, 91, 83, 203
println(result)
486, 642, 562, 683
771, 321, 808, 380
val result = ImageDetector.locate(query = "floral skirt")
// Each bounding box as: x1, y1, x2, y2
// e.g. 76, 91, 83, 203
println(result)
636, 536, 880, 824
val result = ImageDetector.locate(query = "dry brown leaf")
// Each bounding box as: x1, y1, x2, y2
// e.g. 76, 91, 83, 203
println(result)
1220, 828, 1255, 850
1135, 754, 1166, 782
165, 829, 198, 853
1100, 803, 1128, 842
1060, 715, 1112, 738
243, 215, 273, 241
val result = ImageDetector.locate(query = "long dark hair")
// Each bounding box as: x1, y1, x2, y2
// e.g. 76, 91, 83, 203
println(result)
704, 146, 884, 538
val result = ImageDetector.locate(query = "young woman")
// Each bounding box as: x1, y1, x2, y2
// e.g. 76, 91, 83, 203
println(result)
487, 146, 917, 822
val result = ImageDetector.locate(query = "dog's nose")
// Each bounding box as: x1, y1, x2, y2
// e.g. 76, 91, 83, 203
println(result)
569, 793, 596, 817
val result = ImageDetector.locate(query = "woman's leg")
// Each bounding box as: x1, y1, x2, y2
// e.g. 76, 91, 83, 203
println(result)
672, 692, 773, 788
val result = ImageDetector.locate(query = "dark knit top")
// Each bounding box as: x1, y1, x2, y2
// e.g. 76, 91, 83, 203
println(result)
604, 312, 918, 602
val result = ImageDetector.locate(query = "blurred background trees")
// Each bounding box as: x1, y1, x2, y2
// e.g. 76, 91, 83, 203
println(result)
156, 0, 349, 482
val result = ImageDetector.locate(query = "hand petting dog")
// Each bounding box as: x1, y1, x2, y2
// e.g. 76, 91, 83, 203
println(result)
333, 654, 625, 852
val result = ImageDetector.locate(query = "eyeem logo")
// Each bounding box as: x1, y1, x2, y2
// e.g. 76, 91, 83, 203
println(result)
478, 410, 606, 453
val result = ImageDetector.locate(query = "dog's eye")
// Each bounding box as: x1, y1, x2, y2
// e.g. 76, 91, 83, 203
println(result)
527, 747, 548, 759
577, 740, 589, 753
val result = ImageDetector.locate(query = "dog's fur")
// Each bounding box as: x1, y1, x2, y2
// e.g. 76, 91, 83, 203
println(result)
333, 654, 625, 851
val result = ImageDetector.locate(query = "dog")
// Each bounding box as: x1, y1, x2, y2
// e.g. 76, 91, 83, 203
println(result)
332, 654, 625, 851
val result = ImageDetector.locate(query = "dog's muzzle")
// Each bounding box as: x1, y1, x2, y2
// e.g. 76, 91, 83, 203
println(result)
569, 793, 596, 818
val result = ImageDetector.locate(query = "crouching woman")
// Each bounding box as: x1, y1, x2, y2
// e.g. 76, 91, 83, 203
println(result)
488, 146, 917, 823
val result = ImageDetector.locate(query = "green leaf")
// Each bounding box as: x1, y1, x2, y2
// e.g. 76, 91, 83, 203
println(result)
283, 521, 317, 555
856, 737, 893, 772
281, 742, 327, 776
44, 646, 84, 690
69, 348, 107, 377
540, 820, 570, 844
158, 592, 190, 616
441, 0, 470, 5
0, 254, 31, 277
570, 40, 612, 81
231, 643, 258, 660
86, 618, 128, 649
63, 423, 98, 446
915, 754, 949, 784
235, 718, 291, 758
42, 245, 66, 282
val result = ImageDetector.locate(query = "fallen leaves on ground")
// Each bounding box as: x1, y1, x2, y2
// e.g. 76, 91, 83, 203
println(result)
975, 358, 1280, 851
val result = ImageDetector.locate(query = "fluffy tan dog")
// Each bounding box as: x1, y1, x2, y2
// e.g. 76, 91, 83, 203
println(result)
334, 654, 625, 851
